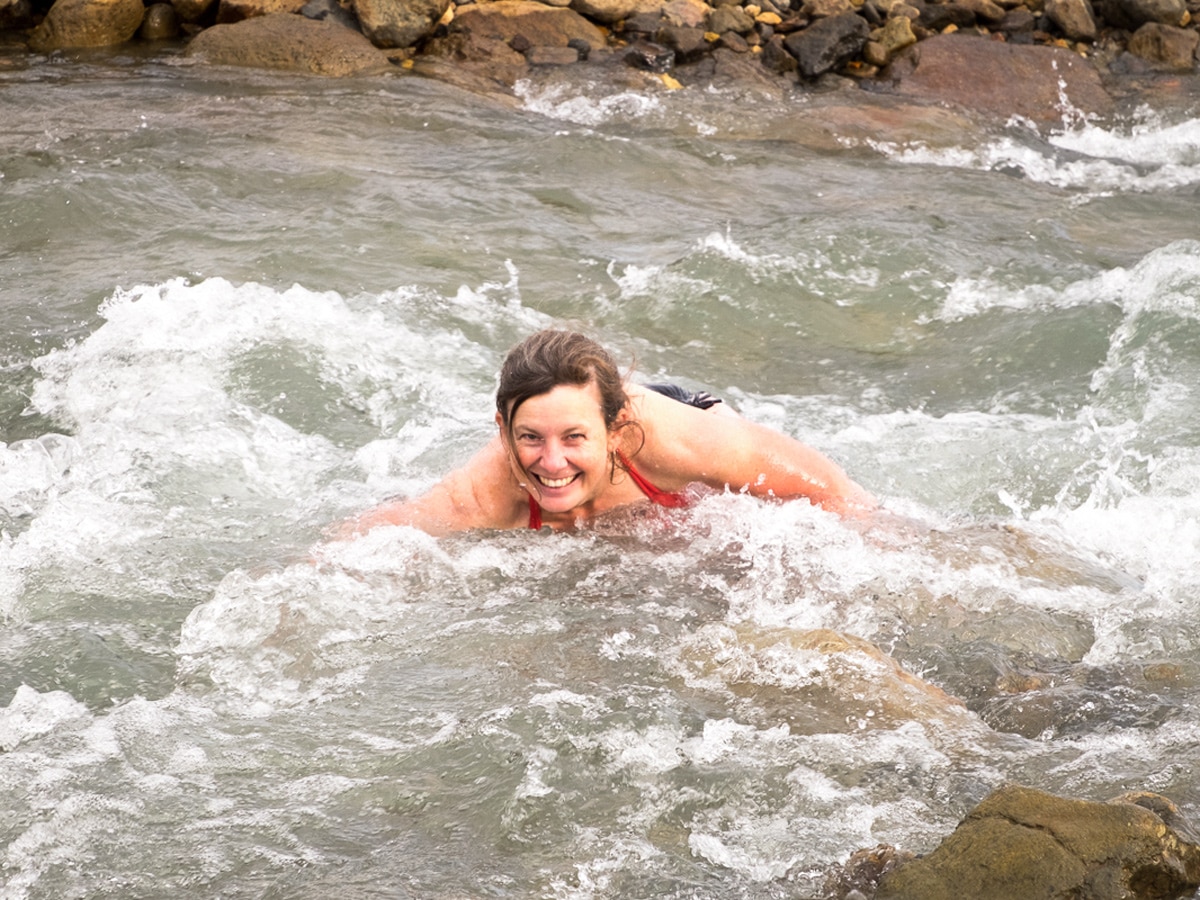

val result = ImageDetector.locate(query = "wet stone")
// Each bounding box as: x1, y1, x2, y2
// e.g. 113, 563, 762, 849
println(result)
656, 23, 710, 58
621, 10, 663, 31
624, 37, 675, 68
526, 44, 582, 62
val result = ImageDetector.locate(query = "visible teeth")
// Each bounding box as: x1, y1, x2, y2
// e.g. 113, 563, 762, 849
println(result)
539, 475, 575, 488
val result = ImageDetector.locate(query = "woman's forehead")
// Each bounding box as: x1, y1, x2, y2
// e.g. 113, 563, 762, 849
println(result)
511, 382, 606, 426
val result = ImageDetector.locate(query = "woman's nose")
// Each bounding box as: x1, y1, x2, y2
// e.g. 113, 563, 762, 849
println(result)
542, 439, 567, 470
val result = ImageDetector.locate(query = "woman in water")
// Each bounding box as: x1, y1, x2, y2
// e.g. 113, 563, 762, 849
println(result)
339, 329, 876, 536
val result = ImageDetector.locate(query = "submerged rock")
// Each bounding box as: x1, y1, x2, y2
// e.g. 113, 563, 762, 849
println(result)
872, 785, 1200, 900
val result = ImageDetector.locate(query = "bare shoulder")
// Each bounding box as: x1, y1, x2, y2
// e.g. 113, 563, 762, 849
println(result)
335, 435, 529, 537
623, 385, 747, 487
625, 384, 876, 513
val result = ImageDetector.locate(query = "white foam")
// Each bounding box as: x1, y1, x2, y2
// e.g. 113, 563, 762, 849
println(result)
515, 80, 663, 127
864, 110, 1200, 193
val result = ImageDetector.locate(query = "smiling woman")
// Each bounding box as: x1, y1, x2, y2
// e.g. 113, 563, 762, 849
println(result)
334, 329, 877, 536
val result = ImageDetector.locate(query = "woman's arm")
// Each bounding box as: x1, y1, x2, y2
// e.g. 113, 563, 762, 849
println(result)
328, 437, 525, 538
633, 388, 877, 516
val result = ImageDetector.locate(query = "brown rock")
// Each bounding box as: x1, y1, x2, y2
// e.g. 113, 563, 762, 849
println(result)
876, 785, 1200, 900
801, 0, 856, 15
708, 3, 756, 31
875, 12, 915, 53
172, 0, 218, 23
0, 0, 37, 30
444, 0, 606, 51
880, 33, 1114, 122
569, 0, 660, 23
656, 23, 710, 58
525, 43, 581, 62
353, 0, 451, 48
956, 0, 1006, 22
184, 12, 393, 73
28, 0, 145, 50
1127, 21, 1199, 68
217, 0, 306, 23
1045, 0, 1097, 40
662, 0, 709, 26
140, 2, 181, 37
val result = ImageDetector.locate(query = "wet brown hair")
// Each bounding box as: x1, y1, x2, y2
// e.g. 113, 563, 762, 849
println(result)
496, 330, 640, 478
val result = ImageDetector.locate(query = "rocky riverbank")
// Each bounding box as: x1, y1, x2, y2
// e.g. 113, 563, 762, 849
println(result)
3, 0, 1199, 121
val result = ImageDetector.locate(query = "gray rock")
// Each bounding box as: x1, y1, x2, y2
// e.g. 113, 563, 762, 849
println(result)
918, 1, 979, 29
783, 11, 869, 77
301, 0, 359, 28
624, 37, 674, 69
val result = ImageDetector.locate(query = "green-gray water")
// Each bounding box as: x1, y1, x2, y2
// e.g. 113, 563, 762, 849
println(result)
3, 48, 1200, 898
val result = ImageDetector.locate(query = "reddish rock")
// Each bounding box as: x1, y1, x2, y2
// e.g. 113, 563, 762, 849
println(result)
881, 33, 1115, 122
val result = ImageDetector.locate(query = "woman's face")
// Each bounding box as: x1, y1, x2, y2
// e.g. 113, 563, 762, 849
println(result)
500, 381, 619, 515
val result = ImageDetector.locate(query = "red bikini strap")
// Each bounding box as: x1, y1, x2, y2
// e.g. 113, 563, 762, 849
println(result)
616, 450, 689, 508
528, 494, 542, 530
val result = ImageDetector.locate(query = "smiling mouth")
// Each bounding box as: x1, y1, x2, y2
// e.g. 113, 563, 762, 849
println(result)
535, 473, 578, 489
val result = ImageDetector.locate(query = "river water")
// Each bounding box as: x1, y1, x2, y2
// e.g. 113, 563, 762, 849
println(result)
2, 41, 1200, 898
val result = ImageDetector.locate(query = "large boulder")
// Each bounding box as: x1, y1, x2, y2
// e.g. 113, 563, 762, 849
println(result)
185, 12, 393, 74
874, 785, 1200, 900
28, 0, 144, 50
353, 0, 449, 48
880, 33, 1114, 123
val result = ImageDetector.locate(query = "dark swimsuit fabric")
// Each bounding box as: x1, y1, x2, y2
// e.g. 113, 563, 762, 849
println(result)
526, 381, 719, 529
644, 382, 722, 410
